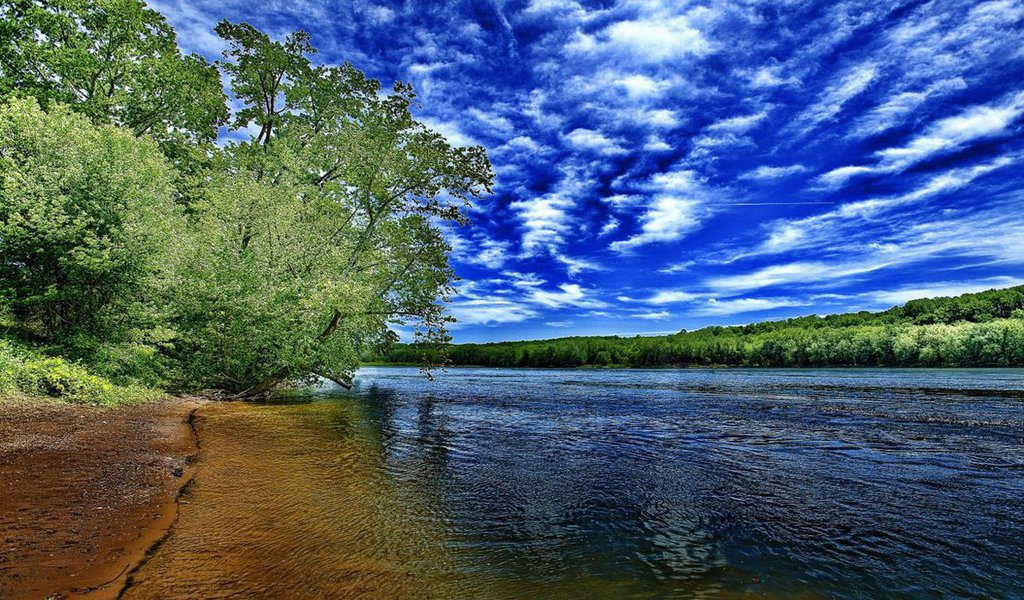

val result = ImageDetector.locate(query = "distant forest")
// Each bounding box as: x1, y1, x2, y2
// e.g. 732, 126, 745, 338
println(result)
374, 286, 1024, 368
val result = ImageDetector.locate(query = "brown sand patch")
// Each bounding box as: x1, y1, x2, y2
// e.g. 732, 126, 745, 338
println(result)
0, 396, 203, 600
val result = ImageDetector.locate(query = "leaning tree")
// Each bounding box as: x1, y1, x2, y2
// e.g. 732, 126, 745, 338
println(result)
172, 22, 493, 395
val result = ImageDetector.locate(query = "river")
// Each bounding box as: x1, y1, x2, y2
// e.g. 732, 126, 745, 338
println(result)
125, 367, 1024, 599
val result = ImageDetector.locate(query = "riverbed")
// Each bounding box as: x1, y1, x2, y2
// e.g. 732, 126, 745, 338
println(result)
121, 367, 1024, 599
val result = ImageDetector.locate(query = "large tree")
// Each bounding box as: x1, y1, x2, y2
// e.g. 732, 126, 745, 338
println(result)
0, 0, 227, 158
171, 22, 493, 395
0, 97, 182, 342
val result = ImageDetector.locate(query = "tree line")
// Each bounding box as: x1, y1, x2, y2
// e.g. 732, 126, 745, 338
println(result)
375, 286, 1024, 368
0, 0, 492, 398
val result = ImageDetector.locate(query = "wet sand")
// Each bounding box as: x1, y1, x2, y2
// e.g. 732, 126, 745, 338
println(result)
120, 401, 465, 599
0, 396, 203, 600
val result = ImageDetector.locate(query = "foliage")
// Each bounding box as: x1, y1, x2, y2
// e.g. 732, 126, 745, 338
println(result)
376, 286, 1024, 369
0, 3, 493, 398
167, 22, 493, 394
0, 97, 183, 343
0, 337, 157, 403
0, 0, 227, 155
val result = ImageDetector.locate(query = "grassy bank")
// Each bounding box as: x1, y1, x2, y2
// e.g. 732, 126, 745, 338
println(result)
0, 338, 160, 405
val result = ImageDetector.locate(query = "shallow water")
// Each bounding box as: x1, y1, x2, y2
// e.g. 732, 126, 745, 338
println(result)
128, 368, 1024, 598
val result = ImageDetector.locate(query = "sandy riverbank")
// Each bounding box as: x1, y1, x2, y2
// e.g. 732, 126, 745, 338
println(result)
0, 395, 204, 599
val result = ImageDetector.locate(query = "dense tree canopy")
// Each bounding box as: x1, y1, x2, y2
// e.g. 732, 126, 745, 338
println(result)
167, 21, 492, 395
0, 97, 181, 343
0, 4, 493, 395
0, 0, 227, 149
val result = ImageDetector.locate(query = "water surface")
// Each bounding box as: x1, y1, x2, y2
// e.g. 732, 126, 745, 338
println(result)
128, 368, 1024, 598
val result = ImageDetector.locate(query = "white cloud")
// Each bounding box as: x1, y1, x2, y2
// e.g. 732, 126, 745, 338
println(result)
876, 91, 1024, 171
644, 136, 673, 152
610, 168, 711, 252
749, 65, 799, 88
658, 260, 696, 274
819, 92, 1024, 188
864, 276, 1024, 306
553, 252, 604, 277
707, 111, 767, 133
599, 15, 710, 62
602, 193, 643, 208
449, 298, 537, 326
503, 271, 546, 288
545, 320, 575, 327
529, 283, 606, 308
365, 6, 396, 22
616, 74, 667, 98
449, 233, 513, 270
611, 196, 703, 251
498, 135, 550, 155
643, 290, 701, 305
510, 161, 597, 254
792, 62, 878, 134
523, 0, 586, 17
564, 128, 626, 154
419, 116, 479, 147
691, 297, 808, 316
706, 261, 892, 294
510, 192, 573, 252
816, 165, 874, 188
851, 78, 967, 138
467, 107, 515, 136
631, 108, 679, 128
739, 164, 809, 180
634, 310, 671, 320
788, 154, 1019, 246
598, 217, 619, 237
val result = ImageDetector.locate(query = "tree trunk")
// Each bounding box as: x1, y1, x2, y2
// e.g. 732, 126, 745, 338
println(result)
233, 366, 290, 399
233, 311, 344, 398
314, 371, 352, 390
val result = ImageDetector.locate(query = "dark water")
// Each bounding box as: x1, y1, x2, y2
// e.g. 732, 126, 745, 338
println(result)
124, 367, 1024, 599
334, 367, 1024, 599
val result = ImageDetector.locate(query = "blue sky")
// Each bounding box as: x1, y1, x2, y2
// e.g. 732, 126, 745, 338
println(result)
150, 0, 1024, 343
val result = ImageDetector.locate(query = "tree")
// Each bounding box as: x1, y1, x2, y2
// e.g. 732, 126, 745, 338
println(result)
0, 97, 182, 342
0, 0, 227, 157
171, 23, 493, 395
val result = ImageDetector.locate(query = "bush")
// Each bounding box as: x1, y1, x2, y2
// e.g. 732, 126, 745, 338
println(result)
0, 97, 182, 342
64, 333, 175, 389
0, 338, 158, 404
0, 340, 22, 392
16, 357, 115, 403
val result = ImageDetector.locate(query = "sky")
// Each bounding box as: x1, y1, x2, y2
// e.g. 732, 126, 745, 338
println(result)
148, 0, 1024, 343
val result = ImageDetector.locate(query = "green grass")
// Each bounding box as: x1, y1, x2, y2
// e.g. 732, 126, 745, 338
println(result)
0, 337, 161, 405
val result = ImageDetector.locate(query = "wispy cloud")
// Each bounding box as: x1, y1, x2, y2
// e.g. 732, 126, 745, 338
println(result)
634, 310, 671, 320
610, 167, 712, 251
691, 297, 809, 317
819, 91, 1024, 187
529, 283, 606, 309
149, 0, 1024, 342
738, 164, 809, 181
791, 62, 878, 135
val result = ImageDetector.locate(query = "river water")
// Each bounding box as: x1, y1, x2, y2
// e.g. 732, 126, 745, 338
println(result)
126, 368, 1024, 599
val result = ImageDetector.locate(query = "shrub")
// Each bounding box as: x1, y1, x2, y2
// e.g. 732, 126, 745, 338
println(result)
16, 357, 115, 403
0, 338, 159, 404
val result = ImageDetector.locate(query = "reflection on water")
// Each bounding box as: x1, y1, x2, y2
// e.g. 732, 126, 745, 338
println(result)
127, 368, 1024, 599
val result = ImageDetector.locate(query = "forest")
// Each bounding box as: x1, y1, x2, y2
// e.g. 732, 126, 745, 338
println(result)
0, 0, 491, 402
374, 285, 1024, 368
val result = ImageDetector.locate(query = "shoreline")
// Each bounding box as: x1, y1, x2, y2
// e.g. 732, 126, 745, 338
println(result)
0, 395, 205, 600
